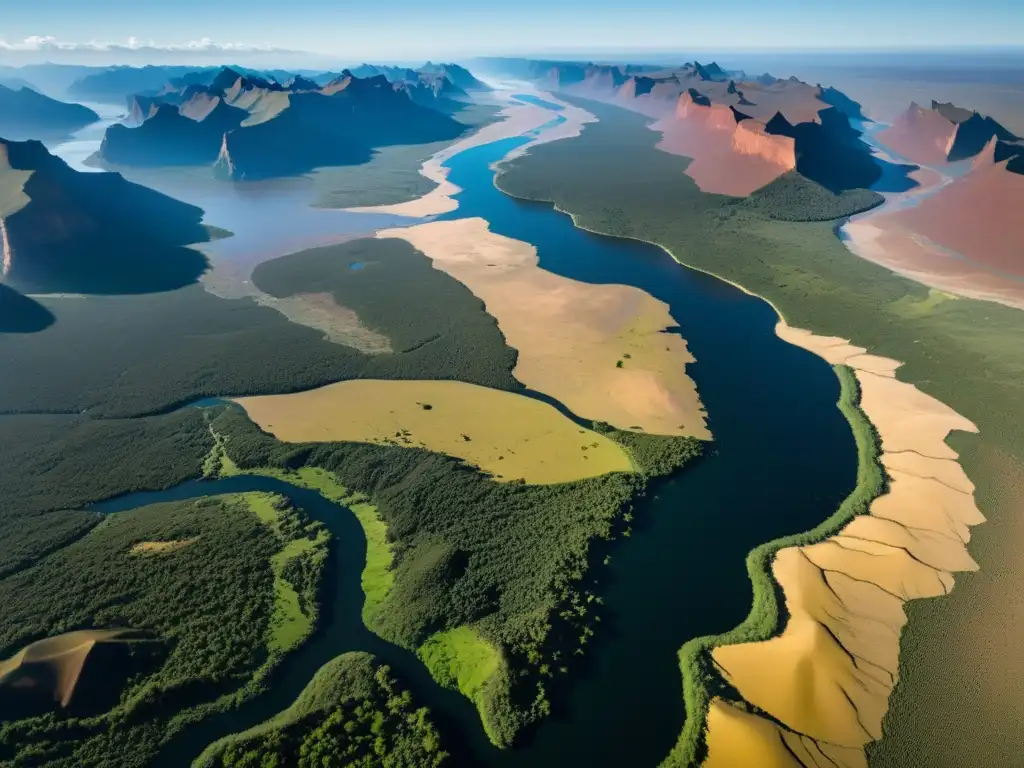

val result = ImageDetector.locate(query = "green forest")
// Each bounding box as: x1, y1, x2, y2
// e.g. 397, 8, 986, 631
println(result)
0, 236, 518, 419
0, 493, 325, 767
211, 405, 702, 745
200, 653, 447, 768
494, 96, 1024, 768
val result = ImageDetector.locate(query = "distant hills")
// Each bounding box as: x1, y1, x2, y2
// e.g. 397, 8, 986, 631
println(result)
878, 100, 1024, 171
99, 66, 478, 180
0, 84, 98, 141
476, 58, 903, 195
0, 137, 210, 294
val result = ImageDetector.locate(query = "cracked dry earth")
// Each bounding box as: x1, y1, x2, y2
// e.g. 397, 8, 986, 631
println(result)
701, 322, 985, 768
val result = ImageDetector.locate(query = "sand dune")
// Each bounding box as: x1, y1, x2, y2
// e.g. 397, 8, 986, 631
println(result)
703, 323, 983, 767
377, 218, 709, 438
234, 379, 633, 484
0, 628, 154, 714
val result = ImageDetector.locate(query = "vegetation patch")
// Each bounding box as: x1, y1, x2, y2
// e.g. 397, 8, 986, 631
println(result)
494, 101, 1021, 765
244, 492, 330, 654
0, 410, 212, 578
663, 365, 883, 766
0, 238, 518, 418
233, 379, 634, 484
0, 493, 318, 766
417, 626, 503, 739
740, 170, 884, 221
198, 652, 448, 768
211, 405, 702, 746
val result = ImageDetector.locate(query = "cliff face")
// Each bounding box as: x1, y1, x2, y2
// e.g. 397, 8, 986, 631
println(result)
101, 101, 246, 166
0, 137, 209, 294
654, 90, 796, 196
876, 102, 958, 165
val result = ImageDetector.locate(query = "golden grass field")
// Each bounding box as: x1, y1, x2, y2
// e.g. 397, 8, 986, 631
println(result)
377, 218, 709, 438
233, 379, 634, 484
129, 539, 198, 555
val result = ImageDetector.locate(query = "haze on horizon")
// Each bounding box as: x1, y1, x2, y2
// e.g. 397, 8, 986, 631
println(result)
1, 0, 1023, 67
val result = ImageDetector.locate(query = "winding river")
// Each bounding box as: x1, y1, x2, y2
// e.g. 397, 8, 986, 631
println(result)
58, 99, 857, 766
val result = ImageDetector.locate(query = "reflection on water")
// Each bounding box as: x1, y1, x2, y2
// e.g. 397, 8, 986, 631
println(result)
49, 126, 419, 297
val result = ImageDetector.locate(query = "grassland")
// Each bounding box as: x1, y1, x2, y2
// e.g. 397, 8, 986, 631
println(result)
245, 493, 329, 654
211, 405, 702, 746
0, 237, 518, 418
198, 652, 448, 768
417, 626, 504, 742
0, 493, 321, 766
234, 379, 634, 484
496, 96, 1024, 767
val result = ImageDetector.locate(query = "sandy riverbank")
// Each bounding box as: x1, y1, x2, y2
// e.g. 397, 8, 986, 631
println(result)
703, 322, 984, 768
377, 218, 709, 438
346, 91, 595, 218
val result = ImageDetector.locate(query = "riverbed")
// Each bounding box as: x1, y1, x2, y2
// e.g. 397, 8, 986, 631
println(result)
54, 94, 858, 766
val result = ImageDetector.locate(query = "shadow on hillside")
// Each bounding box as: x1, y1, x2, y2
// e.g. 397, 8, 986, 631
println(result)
0, 283, 55, 333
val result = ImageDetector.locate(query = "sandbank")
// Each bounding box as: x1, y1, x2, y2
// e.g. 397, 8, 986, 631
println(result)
704, 321, 984, 767
376, 218, 709, 438
129, 539, 198, 555
346, 91, 595, 217
233, 379, 634, 484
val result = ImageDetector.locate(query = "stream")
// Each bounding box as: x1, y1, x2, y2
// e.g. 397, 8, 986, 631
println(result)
59, 95, 858, 766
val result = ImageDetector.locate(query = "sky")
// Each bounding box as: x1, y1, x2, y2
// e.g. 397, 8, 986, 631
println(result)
1, 0, 1023, 67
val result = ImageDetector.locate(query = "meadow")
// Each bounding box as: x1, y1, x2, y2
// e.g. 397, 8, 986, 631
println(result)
495, 97, 1024, 768
233, 379, 634, 484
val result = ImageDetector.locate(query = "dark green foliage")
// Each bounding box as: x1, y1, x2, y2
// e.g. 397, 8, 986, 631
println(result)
0, 410, 212, 575
213, 406, 701, 743
669, 366, 883, 766
740, 171, 883, 221
253, 238, 518, 387
203, 654, 447, 768
592, 423, 704, 477
496, 97, 1024, 767
0, 241, 517, 418
0, 495, 280, 766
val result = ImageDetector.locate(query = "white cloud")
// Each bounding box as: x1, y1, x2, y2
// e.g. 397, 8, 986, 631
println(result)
0, 35, 294, 54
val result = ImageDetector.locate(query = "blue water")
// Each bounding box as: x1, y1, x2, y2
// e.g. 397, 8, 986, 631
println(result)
512, 94, 566, 112
94, 476, 494, 766
438, 138, 857, 766
349, 261, 366, 271
98, 121, 857, 767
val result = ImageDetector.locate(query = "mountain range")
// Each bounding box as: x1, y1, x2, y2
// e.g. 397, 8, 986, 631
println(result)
0, 84, 99, 141
100, 66, 475, 179
477, 58, 907, 195
0, 137, 210, 295
878, 100, 1024, 171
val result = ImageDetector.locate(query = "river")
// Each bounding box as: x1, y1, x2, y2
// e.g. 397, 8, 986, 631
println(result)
55, 96, 857, 766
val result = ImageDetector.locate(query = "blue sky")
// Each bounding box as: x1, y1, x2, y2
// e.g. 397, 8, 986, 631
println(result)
1, 0, 1023, 65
